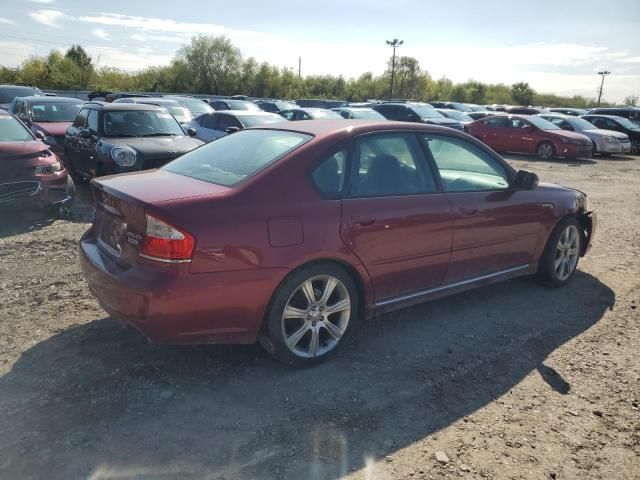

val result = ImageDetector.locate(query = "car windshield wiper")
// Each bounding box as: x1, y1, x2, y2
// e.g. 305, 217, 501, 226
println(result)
142, 132, 178, 137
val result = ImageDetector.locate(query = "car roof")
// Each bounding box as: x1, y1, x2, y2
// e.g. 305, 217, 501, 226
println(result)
84, 101, 165, 111
215, 110, 278, 116
16, 96, 83, 103
582, 114, 626, 119
252, 119, 465, 138
0, 84, 41, 90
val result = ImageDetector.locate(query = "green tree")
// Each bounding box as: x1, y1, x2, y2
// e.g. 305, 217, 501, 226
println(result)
624, 94, 639, 106
65, 45, 93, 88
511, 82, 535, 105
177, 35, 242, 94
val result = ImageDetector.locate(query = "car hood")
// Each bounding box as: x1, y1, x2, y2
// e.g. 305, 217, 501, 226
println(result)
0, 141, 55, 179
104, 136, 204, 155
32, 121, 72, 137
583, 129, 629, 140
547, 130, 590, 142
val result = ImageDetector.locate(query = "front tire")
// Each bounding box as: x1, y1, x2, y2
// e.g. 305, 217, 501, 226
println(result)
260, 263, 359, 367
537, 217, 582, 287
536, 141, 555, 161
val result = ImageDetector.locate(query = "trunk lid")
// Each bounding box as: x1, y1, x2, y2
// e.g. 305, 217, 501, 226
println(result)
91, 170, 231, 264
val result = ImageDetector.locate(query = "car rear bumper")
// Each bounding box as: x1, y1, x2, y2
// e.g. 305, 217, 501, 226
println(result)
80, 230, 287, 345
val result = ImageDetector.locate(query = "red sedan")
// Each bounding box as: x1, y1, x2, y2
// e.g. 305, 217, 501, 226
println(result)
80, 120, 596, 366
467, 114, 593, 160
0, 109, 75, 213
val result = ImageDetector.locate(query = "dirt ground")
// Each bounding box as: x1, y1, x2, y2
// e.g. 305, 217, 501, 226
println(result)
0, 153, 638, 480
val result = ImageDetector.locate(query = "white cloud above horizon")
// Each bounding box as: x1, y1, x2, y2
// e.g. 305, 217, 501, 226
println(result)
28, 9, 65, 27
0, 17, 16, 25
9, 8, 640, 102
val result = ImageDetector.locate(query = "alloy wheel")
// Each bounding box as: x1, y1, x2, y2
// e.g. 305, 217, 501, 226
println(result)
538, 143, 554, 160
554, 225, 580, 281
281, 275, 351, 358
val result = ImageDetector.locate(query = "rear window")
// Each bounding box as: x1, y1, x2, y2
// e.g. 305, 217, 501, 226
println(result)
164, 129, 312, 186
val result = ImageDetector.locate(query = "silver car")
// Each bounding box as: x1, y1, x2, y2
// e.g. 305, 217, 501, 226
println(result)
539, 114, 631, 156
182, 110, 286, 143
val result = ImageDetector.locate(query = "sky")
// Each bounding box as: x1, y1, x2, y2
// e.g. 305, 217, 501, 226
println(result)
0, 0, 639, 103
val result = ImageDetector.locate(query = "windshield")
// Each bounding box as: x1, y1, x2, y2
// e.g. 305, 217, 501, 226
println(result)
0, 116, 33, 141
0, 87, 42, 103
411, 106, 444, 118
526, 116, 560, 130
163, 129, 311, 186
353, 109, 386, 119
228, 100, 261, 111
241, 114, 286, 127
30, 102, 83, 122
165, 105, 191, 123
175, 98, 213, 115
566, 117, 598, 130
441, 110, 473, 122
449, 103, 473, 112
102, 110, 185, 137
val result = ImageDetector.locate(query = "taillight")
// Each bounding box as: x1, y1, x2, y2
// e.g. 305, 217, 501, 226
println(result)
139, 214, 195, 263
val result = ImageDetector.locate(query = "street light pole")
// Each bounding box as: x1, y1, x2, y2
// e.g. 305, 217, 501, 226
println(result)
386, 39, 404, 99
597, 70, 611, 107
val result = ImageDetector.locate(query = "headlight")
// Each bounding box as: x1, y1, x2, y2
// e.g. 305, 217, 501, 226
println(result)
111, 146, 137, 167
34, 160, 62, 174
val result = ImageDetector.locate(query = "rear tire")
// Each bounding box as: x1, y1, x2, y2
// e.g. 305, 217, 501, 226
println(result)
537, 217, 582, 287
536, 141, 555, 161
260, 263, 359, 367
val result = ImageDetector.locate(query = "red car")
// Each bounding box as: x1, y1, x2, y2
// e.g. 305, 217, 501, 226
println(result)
9, 96, 84, 159
0, 109, 75, 212
467, 114, 593, 160
80, 120, 596, 366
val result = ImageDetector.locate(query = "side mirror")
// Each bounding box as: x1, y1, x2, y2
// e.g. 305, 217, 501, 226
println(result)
19, 113, 31, 125
407, 113, 419, 122
35, 130, 46, 140
225, 126, 240, 134
514, 170, 539, 190
186, 127, 197, 137
79, 129, 93, 139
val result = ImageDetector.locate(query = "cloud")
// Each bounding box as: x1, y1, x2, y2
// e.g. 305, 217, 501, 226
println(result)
28, 9, 66, 27
85, 45, 173, 71
0, 41, 37, 67
92, 28, 110, 40
616, 56, 640, 64
27, 0, 56, 3
0, 17, 15, 25
130, 34, 146, 42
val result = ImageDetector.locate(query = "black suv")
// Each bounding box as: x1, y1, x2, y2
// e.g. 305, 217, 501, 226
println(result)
586, 107, 640, 126
64, 102, 203, 179
208, 99, 261, 111
0, 84, 43, 110
582, 114, 640, 154
373, 102, 463, 130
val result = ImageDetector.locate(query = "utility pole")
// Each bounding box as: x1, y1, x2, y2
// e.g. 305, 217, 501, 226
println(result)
386, 39, 404, 99
298, 56, 301, 80
597, 70, 611, 107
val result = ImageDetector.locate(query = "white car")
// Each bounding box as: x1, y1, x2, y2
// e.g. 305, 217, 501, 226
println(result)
182, 110, 286, 143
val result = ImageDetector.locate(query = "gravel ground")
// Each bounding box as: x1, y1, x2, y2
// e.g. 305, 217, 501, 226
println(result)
0, 153, 638, 480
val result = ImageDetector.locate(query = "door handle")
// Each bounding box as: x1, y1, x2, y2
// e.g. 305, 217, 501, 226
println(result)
352, 216, 376, 227
459, 207, 478, 216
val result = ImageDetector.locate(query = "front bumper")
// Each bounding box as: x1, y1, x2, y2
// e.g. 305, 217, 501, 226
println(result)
0, 172, 73, 210
79, 230, 287, 345
561, 143, 593, 158
597, 140, 631, 154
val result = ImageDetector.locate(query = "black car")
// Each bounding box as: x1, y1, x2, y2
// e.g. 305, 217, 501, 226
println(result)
208, 99, 261, 111
582, 114, 640, 154
64, 102, 203, 179
549, 108, 588, 116
586, 107, 640, 126
295, 99, 348, 109
373, 103, 464, 130
504, 106, 549, 115
0, 84, 44, 110
255, 100, 298, 113
428, 101, 472, 112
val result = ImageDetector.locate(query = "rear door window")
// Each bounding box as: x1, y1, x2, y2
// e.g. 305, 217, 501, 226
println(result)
311, 150, 347, 197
